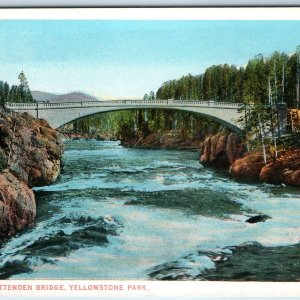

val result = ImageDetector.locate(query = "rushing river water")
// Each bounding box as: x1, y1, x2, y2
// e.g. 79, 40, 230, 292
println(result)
0, 140, 300, 280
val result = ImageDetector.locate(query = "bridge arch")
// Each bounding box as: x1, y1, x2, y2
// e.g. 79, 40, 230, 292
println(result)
6, 100, 244, 132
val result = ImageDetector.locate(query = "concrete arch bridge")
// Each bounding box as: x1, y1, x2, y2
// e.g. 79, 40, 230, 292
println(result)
5, 99, 244, 132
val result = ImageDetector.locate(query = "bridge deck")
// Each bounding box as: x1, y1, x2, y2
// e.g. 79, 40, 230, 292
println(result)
6, 99, 242, 110
5, 99, 243, 131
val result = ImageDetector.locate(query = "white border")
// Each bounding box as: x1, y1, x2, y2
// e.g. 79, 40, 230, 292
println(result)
0, 280, 300, 297
0, 7, 299, 20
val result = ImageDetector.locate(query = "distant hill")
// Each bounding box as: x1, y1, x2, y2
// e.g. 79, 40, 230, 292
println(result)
31, 91, 58, 102
31, 91, 100, 103
50, 92, 99, 103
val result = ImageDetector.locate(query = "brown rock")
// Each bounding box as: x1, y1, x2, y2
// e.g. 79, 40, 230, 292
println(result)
227, 133, 245, 165
0, 108, 63, 238
260, 149, 300, 186
0, 110, 63, 187
230, 152, 265, 182
200, 133, 244, 168
200, 136, 211, 163
121, 129, 201, 149
0, 171, 35, 238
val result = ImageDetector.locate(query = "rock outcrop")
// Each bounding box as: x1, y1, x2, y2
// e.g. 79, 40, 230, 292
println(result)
0, 108, 63, 238
259, 149, 300, 186
230, 149, 300, 187
201, 133, 300, 187
0, 171, 35, 238
121, 130, 201, 149
200, 133, 245, 168
229, 151, 265, 182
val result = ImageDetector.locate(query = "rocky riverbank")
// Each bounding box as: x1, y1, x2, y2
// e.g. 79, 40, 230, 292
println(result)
0, 108, 63, 238
200, 133, 300, 187
231, 149, 300, 186
199, 133, 245, 168
121, 130, 201, 150
61, 132, 117, 142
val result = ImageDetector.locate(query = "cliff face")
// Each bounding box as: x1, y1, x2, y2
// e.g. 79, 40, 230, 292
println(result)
0, 171, 35, 238
121, 130, 201, 149
200, 133, 245, 168
0, 109, 63, 238
229, 152, 265, 182
200, 133, 300, 187
230, 150, 300, 186
259, 149, 300, 186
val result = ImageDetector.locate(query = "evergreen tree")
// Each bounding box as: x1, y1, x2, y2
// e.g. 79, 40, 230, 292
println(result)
3, 82, 9, 103
149, 91, 155, 100
0, 81, 4, 107
17, 71, 33, 103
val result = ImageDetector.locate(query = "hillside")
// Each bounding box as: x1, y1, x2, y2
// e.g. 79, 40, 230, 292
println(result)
31, 91, 100, 103
50, 92, 99, 103
31, 91, 58, 102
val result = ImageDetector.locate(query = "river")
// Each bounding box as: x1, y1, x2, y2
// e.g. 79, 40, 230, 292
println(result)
0, 140, 299, 280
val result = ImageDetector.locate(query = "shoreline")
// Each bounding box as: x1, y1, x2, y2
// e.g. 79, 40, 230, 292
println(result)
63, 131, 300, 188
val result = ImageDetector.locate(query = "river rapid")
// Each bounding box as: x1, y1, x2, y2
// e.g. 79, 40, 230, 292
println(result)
0, 140, 299, 280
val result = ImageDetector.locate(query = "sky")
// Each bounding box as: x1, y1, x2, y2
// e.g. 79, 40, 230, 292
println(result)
1, 20, 300, 98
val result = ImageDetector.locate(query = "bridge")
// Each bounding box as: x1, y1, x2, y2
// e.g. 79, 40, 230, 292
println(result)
5, 99, 243, 131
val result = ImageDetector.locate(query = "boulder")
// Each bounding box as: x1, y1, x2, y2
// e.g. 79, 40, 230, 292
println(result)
230, 152, 265, 182
245, 215, 271, 224
200, 133, 244, 168
260, 149, 300, 187
0, 171, 35, 238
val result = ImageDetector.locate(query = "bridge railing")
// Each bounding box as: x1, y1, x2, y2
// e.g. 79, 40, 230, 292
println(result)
6, 102, 38, 108
5, 99, 242, 109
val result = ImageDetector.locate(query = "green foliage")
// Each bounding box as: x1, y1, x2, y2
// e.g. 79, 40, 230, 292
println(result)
0, 71, 34, 107
156, 47, 300, 108
62, 108, 224, 142
18, 71, 29, 88
157, 74, 201, 100
143, 91, 155, 100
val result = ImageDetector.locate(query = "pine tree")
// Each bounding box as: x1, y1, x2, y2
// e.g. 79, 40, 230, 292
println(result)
3, 82, 9, 103
0, 81, 4, 107
17, 71, 33, 103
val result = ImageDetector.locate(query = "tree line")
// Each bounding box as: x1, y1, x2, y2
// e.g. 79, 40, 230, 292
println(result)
68, 47, 300, 161
66, 108, 223, 142
156, 47, 300, 108
0, 71, 33, 107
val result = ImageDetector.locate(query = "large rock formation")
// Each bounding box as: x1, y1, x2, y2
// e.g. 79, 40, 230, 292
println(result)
200, 133, 245, 168
259, 149, 300, 186
0, 171, 35, 238
0, 108, 63, 238
121, 130, 201, 149
230, 152, 265, 182
230, 149, 300, 187
201, 133, 300, 187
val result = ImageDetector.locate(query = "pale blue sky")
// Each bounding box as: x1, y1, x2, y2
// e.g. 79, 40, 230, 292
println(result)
1, 20, 300, 98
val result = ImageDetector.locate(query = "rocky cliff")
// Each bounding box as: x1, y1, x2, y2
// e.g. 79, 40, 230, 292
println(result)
121, 130, 201, 149
0, 108, 63, 238
230, 149, 300, 186
200, 133, 300, 187
200, 133, 245, 168
229, 152, 265, 182
259, 149, 300, 186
